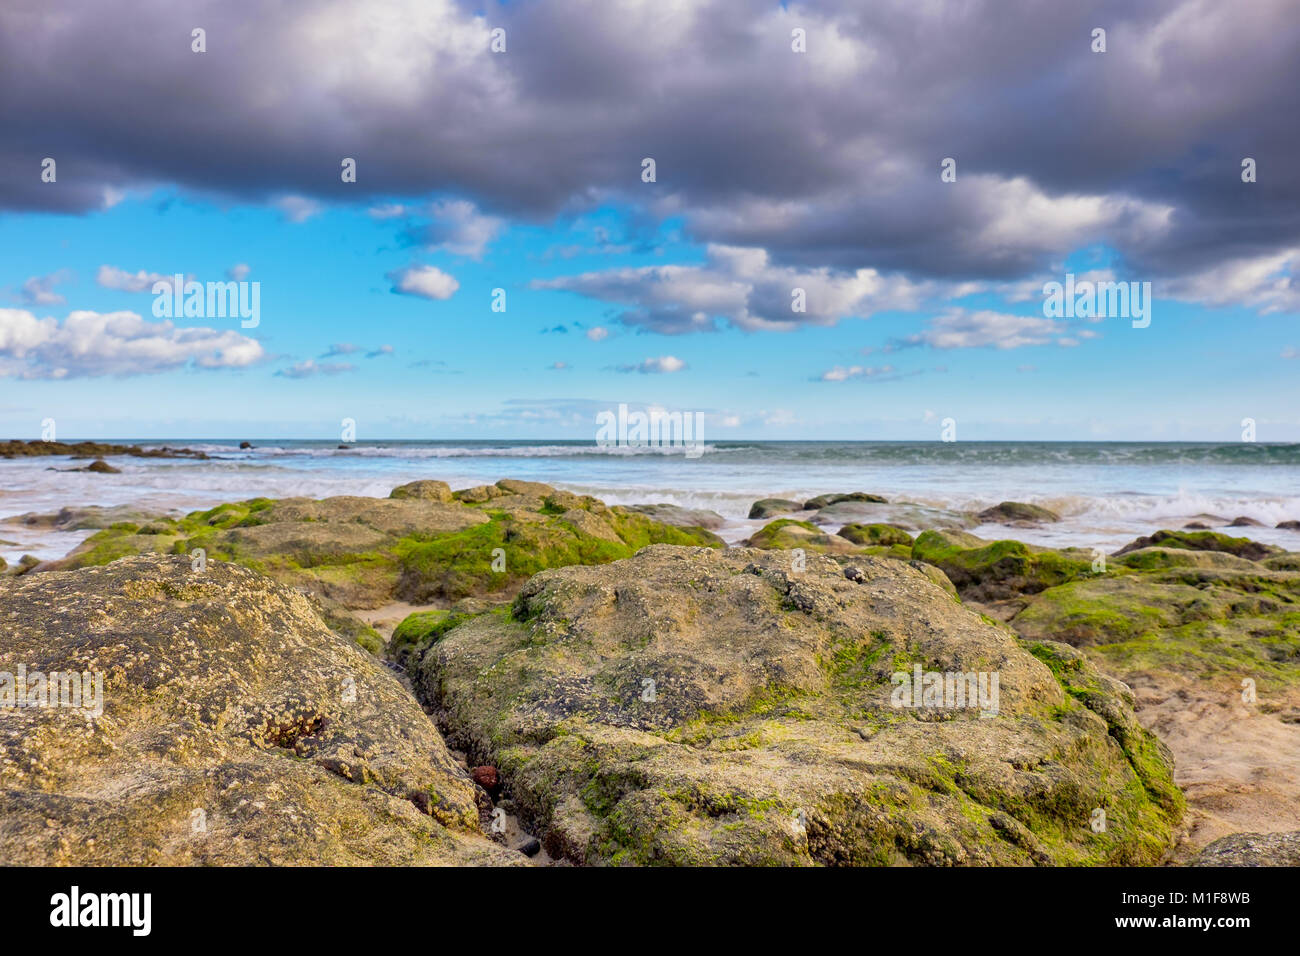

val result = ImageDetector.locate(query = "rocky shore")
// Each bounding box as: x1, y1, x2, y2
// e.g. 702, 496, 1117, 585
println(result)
3, 479, 1297, 866
0, 439, 208, 460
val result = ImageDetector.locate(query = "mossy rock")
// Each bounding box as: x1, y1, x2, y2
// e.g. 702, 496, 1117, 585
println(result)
746, 519, 860, 554
1011, 564, 1300, 691
748, 498, 802, 519
390, 479, 454, 502
839, 523, 914, 547
411, 545, 1182, 866
0, 555, 521, 866
48, 483, 722, 627
1114, 529, 1280, 562
911, 530, 1097, 602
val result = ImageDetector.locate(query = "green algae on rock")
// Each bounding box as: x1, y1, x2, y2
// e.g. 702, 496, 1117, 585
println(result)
745, 518, 862, 555
910, 529, 1098, 604
407, 545, 1182, 866
0, 555, 521, 866
839, 523, 915, 547
1113, 529, 1281, 562
46, 480, 724, 649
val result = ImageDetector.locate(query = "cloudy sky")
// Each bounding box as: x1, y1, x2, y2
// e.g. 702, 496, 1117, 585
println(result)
1, 0, 1297, 440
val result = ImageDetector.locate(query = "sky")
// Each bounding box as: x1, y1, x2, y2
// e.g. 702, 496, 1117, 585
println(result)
0, 0, 1297, 441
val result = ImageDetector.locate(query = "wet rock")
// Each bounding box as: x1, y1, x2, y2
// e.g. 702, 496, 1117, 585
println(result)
977, 501, 1060, 524
389, 479, 454, 503
1113, 529, 1280, 562
624, 503, 726, 530
803, 492, 888, 510
748, 498, 802, 519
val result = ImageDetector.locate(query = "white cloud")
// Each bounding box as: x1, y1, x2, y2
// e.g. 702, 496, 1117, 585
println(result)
227, 263, 251, 281
20, 270, 73, 306
902, 309, 1072, 350
388, 264, 459, 300
819, 364, 897, 382
423, 199, 503, 259
274, 195, 322, 223
536, 243, 933, 334
618, 355, 686, 374
275, 359, 355, 378
96, 265, 184, 293
586, 326, 610, 342
0, 308, 265, 379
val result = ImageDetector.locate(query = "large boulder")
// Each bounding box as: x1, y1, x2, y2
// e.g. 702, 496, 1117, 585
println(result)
623, 503, 726, 530
746, 519, 862, 555
409, 545, 1182, 866
0, 555, 520, 866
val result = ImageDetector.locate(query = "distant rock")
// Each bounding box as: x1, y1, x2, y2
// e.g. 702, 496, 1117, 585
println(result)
85, 458, 120, 474
1278, 520, 1300, 531
838, 523, 914, 547
1191, 832, 1300, 867
1113, 529, 1280, 562
239, 441, 253, 449
0, 440, 206, 460
977, 501, 1060, 524
389, 479, 454, 503
1228, 516, 1265, 527
624, 503, 726, 530
0, 555, 521, 866
748, 497, 803, 519
1183, 522, 1211, 530
803, 492, 888, 510
746, 519, 861, 554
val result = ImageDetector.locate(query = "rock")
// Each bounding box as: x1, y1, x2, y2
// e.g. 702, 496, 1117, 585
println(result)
337, 444, 349, 450
746, 519, 861, 554
239, 441, 253, 449
0, 555, 6, 572
803, 492, 888, 510
1191, 832, 1300, 867
1278, 520, 1300, 531
389, 479, 454, 503
1228, 516, 1264, 527
1262, 553, 1300, 572
471, 766, 500, 792
7, 504, 159, 531
1116, 547, 1258, 572
494, 478, 556, 497
0, 440, 206, 460
85, 459, 120, 474
910, 530, 1093, 603
977, 501, 1060, 524
517, 837, 542, 857
624, 503, 726, 530
0, 555, 520, 866
838, 523, 914, 547
748, 498, 802, 519
1113, 529, 1280, 562
15, 555, 40, 575
51, 485, 723, 635
1011, 558, 1300, 691
410, 545, 1182, 866
1183, 522, 1211, 530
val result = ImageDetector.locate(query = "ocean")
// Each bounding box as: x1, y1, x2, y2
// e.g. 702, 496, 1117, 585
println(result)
3, 440, 1299, 562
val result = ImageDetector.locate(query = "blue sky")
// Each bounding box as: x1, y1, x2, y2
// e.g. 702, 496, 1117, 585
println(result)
2, 0, 1298, 441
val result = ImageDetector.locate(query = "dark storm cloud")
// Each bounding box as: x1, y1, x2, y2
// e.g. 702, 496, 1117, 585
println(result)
2, 0, 1297, 303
